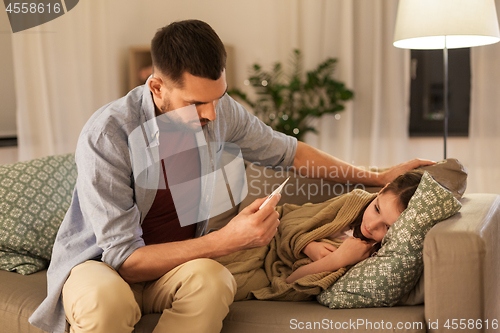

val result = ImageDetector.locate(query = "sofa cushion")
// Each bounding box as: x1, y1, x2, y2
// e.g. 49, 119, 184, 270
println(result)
221, 301, 425, 333
0, 268, 426, 333
396, 268, 424, 305
0, 269, 48, 333
317, 171, 462, 308
0, 154, 77, 275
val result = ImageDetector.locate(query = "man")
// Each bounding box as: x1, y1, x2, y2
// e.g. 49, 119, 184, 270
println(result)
29, 20, 433, 333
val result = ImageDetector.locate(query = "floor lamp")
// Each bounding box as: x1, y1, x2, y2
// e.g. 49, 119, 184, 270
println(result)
393, 0, 500, 159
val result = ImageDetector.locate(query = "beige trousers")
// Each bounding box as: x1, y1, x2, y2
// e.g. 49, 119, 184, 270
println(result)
62, 259, 237, 333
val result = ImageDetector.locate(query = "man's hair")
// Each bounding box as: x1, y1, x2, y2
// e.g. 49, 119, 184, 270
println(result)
151, 20, 226, 86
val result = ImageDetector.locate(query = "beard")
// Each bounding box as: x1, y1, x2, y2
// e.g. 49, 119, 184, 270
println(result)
156, 98, 205, 133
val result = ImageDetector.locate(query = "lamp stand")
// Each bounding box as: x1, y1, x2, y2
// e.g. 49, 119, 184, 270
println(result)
443, 41, 448, 159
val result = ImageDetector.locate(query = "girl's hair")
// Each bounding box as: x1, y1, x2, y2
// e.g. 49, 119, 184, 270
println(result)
379, 169, 425, 211
350, 170, 425, 251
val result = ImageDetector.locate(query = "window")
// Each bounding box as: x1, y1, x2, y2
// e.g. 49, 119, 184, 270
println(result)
409, 48, 471, 137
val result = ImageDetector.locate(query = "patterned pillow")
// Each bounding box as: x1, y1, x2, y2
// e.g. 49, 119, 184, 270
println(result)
0, 154, 77, 275
317, 171, 462, 308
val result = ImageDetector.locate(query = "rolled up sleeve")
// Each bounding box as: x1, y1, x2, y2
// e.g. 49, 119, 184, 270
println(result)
75, 127, 145, 270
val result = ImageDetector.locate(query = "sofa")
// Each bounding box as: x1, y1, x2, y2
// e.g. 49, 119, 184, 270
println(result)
0, 154, 498, 333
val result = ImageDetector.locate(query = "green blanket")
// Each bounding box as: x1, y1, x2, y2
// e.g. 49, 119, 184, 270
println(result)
215, 189, 376, 301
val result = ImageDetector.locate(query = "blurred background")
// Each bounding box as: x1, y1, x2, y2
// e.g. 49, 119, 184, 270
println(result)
1, 0, 500, 193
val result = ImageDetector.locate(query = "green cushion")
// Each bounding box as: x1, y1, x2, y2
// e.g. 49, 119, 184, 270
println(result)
317, 171, 462, 308
0, 154, 77, 275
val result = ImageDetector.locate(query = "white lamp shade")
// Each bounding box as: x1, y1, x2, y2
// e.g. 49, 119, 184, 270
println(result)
394, 0, 500, 49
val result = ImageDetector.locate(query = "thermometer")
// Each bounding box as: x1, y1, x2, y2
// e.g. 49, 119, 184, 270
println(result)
259, 177, 290, 210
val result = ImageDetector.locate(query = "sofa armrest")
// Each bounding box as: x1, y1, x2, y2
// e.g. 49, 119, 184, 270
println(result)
424, 193, 500, 333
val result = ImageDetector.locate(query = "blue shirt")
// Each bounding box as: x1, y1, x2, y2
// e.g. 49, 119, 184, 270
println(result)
29, 79, 297, 333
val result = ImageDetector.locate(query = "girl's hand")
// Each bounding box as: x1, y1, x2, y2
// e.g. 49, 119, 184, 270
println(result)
334, 237, 372, 267
286, 237, 371, 284
303, 241, 337, 261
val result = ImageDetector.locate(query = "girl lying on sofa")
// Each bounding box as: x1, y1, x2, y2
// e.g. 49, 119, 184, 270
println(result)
215, 170, 424, 301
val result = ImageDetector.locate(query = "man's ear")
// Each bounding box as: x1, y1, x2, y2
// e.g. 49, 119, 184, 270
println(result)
148, 76, 164, 99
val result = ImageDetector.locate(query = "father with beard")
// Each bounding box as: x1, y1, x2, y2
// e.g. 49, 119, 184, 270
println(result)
30, 19, 433, 333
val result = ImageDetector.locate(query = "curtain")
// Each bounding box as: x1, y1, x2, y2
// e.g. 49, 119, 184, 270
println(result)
469, 35, 500, 193
11, 0, 121, 161
273, 0, 500, 193
277, 0, 410, 170
10, 0, 500, 193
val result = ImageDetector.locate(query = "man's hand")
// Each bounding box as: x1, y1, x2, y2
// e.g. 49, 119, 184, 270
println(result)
215, 194, 282, 254
303, 241, 337, 261
377, 158, 435, 186
119, 194, 281, 284
292, 141, 435, 187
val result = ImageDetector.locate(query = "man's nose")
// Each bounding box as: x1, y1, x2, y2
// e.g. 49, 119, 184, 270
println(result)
198, 103, 217, 121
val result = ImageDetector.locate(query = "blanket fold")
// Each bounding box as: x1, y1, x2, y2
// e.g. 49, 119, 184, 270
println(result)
215, 189, 376, 301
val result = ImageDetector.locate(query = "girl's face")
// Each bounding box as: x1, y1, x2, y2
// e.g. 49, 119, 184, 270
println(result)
361, 191, 403, 242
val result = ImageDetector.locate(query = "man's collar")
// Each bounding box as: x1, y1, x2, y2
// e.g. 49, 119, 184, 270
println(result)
141, 76, 160, 147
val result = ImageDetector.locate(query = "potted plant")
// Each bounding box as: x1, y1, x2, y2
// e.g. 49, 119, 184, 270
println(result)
229, 50, 354, 141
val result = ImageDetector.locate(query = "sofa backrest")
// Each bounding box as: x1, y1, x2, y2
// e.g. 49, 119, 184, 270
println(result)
206, 162, 382, 231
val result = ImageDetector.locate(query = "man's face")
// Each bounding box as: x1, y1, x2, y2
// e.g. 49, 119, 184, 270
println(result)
150, 70, 227, 131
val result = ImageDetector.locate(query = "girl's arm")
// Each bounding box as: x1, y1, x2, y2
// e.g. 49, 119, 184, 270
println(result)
287, 250, 345, 283
286, 237, 372, 284
303, 241, 337, 262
